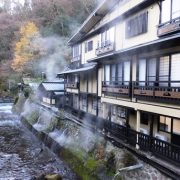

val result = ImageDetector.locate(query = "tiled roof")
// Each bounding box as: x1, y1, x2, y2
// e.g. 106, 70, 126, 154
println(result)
41, 83, 64, 91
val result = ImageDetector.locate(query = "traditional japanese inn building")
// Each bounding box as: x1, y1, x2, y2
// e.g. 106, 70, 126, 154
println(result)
57, 0, 180, 165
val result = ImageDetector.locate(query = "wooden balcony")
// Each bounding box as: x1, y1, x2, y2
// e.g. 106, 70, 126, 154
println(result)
96, 41, 115, 56
133, 81, 180, 104
158, 17, 180, 36
102, 81, 130, 97
65, 82, 79, 89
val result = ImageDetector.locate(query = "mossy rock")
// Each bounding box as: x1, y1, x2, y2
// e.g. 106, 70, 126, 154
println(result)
45, 174, 62, 180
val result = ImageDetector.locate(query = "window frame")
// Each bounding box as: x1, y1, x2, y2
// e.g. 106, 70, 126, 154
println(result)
126, 11, 148, 38
161, 0, 180, 24
72, 44, 81, 58
158, 116, 172, 134
85, 40, 93, 53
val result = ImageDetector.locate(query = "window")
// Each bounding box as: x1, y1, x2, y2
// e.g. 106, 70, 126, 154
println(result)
72, 44, 81, 58
159, 56, 170, 86
159, 116, 171, 133
111, 64, 116, 82
123, 61, 130, 85
98, 26, 115, 48
85, 41, 93, 52
117, 106, 126, 118
126, 11, 148, 38
138, 58, 157, 86
82, 96, 87, 109
161, 0, 180, 23
140, 113, 149, 125
105, 65, 110, 83
92, 98, 97, 110
98, 99, 102, 110
104, 61, 130, 85
117, 63, 123, 82
147, 58, 157, 85
171, 54, 180, 87
173, 118, 180, 135
172, 0, 180, 19
112, 106, 117, 116
73, 95, 78, 109
161, 0, 171, 23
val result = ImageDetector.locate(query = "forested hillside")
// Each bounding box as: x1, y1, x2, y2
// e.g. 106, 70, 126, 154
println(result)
0, 0, 99, 96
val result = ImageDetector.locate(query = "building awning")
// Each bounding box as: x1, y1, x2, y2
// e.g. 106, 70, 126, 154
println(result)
57, 64, 96, 77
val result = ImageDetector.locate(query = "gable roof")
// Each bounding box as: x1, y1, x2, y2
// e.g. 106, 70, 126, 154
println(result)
40, 82, 64, 91
68, 0, 119, 45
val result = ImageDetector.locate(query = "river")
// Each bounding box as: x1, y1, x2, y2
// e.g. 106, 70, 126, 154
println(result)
0, 103, 78, 180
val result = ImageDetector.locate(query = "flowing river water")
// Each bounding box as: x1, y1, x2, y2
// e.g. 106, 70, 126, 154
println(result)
0, 103, 78, 180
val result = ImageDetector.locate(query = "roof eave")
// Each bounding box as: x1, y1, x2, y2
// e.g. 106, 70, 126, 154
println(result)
68, 0, 119, 45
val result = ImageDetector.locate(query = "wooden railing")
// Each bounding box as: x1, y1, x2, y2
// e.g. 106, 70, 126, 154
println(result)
102, 81, 131, 97
65, 106, 180, 164
133, 81, 180, 103
110, 124, 180, 164
158, 16, 180, 36
151, 137, 180, 163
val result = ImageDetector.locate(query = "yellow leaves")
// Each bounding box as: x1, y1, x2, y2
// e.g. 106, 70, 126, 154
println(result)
20, 22, 39, 38
11, 55, 26, 73
12, 21, 40, 73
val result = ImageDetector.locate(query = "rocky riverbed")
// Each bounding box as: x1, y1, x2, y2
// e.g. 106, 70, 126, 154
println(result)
0, 103, 78, 180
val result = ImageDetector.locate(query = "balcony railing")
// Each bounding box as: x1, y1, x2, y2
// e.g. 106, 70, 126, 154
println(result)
109, 123, 180, 164
158, 16, 180, 36
133, 81, 180, 103
102, 81, 131, 97
96, 40, 115, 56
65, 106, 180, 164
65, 82, 79, 89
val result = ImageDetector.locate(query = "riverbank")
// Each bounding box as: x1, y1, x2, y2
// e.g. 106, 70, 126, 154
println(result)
18, 97, 171, 180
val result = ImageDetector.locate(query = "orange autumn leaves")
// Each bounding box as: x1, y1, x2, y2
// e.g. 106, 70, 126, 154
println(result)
11, 22, 41, 73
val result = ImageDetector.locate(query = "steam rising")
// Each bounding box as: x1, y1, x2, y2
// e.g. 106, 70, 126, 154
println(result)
31, 35, 70, 80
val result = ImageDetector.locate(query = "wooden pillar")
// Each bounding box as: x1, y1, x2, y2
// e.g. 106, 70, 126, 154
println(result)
136, 110, 140, 149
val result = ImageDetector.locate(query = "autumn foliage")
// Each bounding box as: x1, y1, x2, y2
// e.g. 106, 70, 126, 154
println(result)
11, 22, 40, 73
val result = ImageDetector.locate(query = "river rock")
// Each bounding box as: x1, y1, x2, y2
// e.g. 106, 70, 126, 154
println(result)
45, 174, 62, 180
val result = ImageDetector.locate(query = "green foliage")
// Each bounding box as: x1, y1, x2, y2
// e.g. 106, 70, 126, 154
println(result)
86, 157, 98, 172
45, 117, 58, 132
60, 148, 98, 180
27, 110, 39, 125
51, 15, 71, 36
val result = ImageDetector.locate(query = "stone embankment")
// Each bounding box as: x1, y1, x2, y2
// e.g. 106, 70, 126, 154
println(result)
17, 98, 171, 180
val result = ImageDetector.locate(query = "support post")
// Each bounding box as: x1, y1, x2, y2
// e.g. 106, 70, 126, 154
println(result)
136, 110, 140, 149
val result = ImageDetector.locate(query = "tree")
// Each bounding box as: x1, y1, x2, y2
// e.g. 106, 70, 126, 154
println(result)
11, 21, 41, 74
0, 12, 20, 61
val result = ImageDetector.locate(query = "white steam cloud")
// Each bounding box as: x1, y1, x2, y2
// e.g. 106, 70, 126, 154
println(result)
32, 35, 70, 81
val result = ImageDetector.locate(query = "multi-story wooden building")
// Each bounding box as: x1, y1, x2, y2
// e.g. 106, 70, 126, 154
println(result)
58, 0, 180, 164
